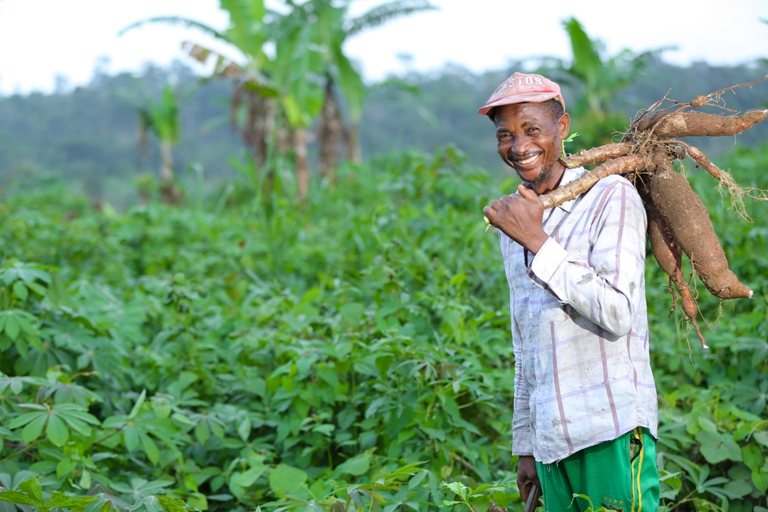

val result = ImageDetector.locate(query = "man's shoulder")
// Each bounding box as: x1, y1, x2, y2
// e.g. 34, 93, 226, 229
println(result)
583, 173, 643, 205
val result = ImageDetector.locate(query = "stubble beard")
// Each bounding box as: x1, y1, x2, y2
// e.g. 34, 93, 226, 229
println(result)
519, 149, 560, 190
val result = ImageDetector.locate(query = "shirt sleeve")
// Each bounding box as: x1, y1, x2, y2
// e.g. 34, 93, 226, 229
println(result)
512, 344, 534, 456
530, 179, 647, 337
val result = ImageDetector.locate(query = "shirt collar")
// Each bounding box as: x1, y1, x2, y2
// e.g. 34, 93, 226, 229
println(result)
552, 166, 586, 213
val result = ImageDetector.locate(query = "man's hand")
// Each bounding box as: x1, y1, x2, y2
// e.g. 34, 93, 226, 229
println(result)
517, 456, 543, 507
483, 185, 548, 254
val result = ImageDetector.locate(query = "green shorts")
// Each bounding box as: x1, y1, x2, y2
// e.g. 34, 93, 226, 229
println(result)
536, 427, 659, 512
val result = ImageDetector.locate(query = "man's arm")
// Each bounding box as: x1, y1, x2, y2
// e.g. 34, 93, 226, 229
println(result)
531, 178, 647, 336
512, 342, 533, 457
511, 341, 541, 506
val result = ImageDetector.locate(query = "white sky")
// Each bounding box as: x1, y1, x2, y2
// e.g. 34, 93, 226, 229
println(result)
0, 0, 767, 94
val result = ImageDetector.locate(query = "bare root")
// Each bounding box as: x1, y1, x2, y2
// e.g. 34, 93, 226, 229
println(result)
648, 150, 752, 300
651, 110, 767, 139
646, 200, 707, 347
559, 142, 633, 169
541, 154, 649, 209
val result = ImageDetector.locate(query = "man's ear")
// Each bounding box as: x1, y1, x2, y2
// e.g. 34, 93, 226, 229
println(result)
558, 112, 571, 140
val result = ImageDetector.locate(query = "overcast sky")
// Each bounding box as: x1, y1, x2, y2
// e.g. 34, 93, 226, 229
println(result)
1, 0, 767, 94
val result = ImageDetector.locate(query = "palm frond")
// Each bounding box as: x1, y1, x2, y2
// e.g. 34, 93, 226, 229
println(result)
118, 16, 230, 43
347, 0, 436, 38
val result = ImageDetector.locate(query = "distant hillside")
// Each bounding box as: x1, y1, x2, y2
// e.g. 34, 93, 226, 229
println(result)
362, 56, 768, 172
1, 57, 766, 204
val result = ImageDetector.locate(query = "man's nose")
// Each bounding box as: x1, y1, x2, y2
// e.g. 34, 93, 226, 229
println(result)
508, 136, 529, 157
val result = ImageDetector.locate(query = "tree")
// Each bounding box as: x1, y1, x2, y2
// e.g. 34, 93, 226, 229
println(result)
121, 0, 435, 200
120, 0, 274, 168
118, 83, 184, 205
312, 0, 436, 181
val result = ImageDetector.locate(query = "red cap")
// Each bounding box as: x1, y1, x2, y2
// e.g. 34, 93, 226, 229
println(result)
478, 72, 565, 116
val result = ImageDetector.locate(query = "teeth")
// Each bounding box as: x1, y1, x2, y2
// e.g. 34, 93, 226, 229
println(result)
517, 154, 539, 165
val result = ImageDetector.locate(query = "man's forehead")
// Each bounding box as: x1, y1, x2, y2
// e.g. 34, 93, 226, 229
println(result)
493, 102, 552, 124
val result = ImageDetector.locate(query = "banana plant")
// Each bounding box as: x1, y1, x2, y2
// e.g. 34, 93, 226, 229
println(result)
313, 0, 436, 180
117, 84, 183, 205
119, 0, 281, 194
538, 17, 670, 147
121, 0, 434, 200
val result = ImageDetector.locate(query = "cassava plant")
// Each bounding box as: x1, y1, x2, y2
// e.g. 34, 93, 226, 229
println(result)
534, 76, 768, 347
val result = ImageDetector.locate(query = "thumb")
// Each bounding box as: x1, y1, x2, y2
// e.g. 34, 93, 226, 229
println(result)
517, 184, 539, 201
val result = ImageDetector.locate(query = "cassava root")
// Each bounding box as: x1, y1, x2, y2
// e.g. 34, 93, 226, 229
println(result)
646, 200, 707, 347
647, 150, 752, 300
559, 142, 633, 169
541, 154, 647, 209
503, 77, 768, 345
651, 110, 768, 139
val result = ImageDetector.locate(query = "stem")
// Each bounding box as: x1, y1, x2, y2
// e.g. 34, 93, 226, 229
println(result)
0, 440, 39, 463
94, 424, 125, 445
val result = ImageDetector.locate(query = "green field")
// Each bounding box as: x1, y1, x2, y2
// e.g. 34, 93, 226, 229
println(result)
0, 144, 766, 511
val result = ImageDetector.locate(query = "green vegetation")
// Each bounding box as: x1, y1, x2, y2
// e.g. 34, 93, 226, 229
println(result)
121, 0, 434, 200
1, 6, 768, 510
2, 58, 768, 207
0, 143, 767, 511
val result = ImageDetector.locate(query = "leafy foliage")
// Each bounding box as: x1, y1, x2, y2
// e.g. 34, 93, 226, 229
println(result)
0, 145, 767, 511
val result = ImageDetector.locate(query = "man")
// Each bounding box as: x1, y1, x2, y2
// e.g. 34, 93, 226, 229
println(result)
480, 73, 660, 512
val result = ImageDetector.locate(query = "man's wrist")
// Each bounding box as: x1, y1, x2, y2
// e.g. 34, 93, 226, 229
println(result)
526, 232, 549, 254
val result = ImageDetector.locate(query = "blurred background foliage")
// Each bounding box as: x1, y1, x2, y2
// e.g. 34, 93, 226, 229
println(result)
1, 2, 767, 511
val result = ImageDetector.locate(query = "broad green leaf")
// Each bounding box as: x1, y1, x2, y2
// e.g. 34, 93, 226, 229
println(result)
83, 498, 111, 512
269, 464, 307, 496
232, 465, 267, 487
46, 413, 69, 447
338, 455, 370, 476
102, 415, 127, 430
339, 303, 364, 324
0, 490, 40, 507
743, 444, 765, 471
12, 282, 28, 301
724, 479, 752, 498
753, 468, 768, 493
18, 478, 43, 505
140, 433, 160, 465
237, 417, 251, 441
79, 469, 92, 491
46, 491, 75, 508
123, 425, 140, 452
186, 493, 208, 511
57, 458, 78, 478
195, 421, 211, 445
8, 411, 44, 430
4, 316, 20, 341
696, 430, 742, 464
129, 389, 147, 419
21, 413, 47, 444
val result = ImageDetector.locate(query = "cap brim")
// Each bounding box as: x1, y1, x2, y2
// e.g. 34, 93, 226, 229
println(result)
478, 91, 562, 115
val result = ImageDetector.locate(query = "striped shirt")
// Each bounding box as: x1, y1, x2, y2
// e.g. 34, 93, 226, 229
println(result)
499, 167, 658, 465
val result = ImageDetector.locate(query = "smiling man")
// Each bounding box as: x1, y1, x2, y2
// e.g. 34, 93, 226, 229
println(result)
480, 73, 660, 512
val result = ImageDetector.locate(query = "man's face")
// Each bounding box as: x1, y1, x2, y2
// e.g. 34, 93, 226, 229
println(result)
493, 102, 570, 194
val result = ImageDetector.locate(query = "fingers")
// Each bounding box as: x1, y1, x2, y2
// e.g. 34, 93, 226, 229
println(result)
520, 483, 530, 504
483, 205, 496, 223
518, 184, 540, 202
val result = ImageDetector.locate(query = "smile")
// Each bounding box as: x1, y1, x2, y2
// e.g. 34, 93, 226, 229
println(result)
515, 154, 540, 166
